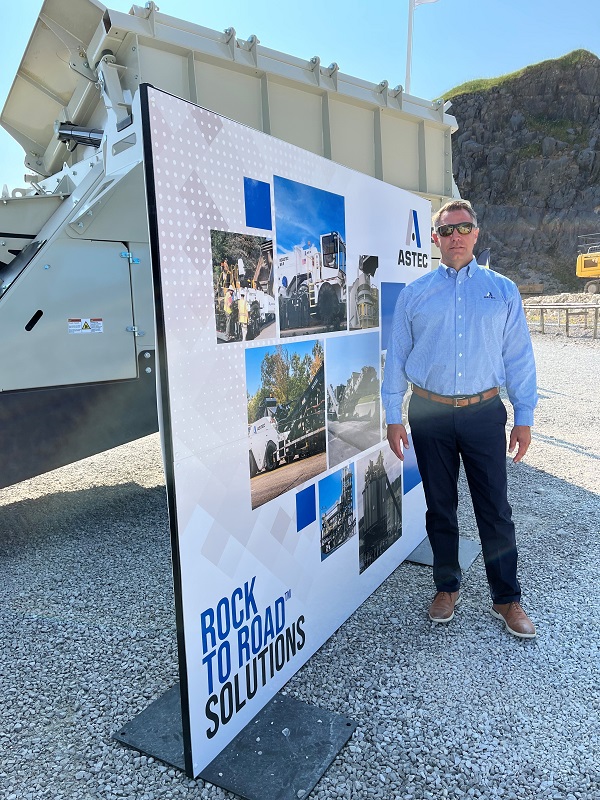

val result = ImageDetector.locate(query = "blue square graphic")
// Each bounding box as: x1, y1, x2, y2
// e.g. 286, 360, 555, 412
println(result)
296, 484, 316, 532
244, 178, 272, 230
380, 282, 406, 352
403, 433, 422, 494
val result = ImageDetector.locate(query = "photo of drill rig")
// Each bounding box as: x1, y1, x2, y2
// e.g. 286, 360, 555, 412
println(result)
213, 234, 276, 343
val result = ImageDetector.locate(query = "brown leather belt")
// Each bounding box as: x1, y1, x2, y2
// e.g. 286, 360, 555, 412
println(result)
412, 385, 499, 408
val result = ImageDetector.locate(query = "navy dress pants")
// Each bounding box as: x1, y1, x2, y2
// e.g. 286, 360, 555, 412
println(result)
408, 392, 521, 604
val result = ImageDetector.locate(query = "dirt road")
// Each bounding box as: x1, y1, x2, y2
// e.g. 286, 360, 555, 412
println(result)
250, 452, 327, 508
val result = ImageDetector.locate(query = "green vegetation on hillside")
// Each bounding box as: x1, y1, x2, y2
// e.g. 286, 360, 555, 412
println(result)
525, 114, 587, 144
439, 50, 598, 100
515, 142, 541, 160
513, 116, 587, 158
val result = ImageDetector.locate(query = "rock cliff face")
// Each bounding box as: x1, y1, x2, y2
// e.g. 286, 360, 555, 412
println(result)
447, 51, 600, 290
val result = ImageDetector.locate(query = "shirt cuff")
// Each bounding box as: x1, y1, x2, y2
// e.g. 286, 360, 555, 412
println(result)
513, 406, 534, 427
385, 413, 404, 426
383, 395, 406, 426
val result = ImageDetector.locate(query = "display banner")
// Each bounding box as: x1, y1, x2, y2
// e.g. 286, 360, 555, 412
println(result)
140, 85, 428, 777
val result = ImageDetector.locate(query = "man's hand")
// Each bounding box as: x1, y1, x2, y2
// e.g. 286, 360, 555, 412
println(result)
508, 425, 531, 463
387, 423, 409, 461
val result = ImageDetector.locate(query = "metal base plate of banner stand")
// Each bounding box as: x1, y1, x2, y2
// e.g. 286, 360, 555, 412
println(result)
406, 536, 482, 572
113, 685, 357, 800
114, 684, 186, 771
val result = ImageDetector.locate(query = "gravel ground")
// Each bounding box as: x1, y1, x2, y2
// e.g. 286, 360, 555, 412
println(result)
1, 332, 599, 800
524, 294, 600, 304
523, 293, 600, 338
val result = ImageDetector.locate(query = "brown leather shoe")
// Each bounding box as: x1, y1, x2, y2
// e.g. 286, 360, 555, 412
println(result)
491, 602, 536, 639
428, 591, 460, 622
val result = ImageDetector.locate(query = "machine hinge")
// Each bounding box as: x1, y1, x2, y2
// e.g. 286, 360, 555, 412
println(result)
121, 251, 140, 264
126, 325, 145, 337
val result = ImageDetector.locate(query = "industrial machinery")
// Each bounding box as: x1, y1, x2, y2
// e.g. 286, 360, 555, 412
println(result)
248, 399, 280, 476
278, 232, 347, 331
214, 242, 276, 342
576, 234, 600, 293
328, 365, 379, 422
0, 0, 458, 489
248, 365, 326, 476
320, 465, 355, 557
358, 450, 402, 573
348, 255, 379, 330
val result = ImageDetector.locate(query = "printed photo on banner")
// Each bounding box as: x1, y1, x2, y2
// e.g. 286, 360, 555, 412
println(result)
246, 340, 326, 509
326, 331, 381, 469
348, 255, 379, 331
318, 464, 356, 560
211, 230, 275, 344
380, 351, 411, 441
274, 176, 347, 337
379, 281, 406, 353
356, 445, 402, 574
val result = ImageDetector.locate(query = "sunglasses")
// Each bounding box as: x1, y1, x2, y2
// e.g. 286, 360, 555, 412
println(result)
436, 222, 476, 237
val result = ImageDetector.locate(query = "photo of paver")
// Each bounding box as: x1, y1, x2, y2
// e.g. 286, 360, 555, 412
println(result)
326, 331, 381, 468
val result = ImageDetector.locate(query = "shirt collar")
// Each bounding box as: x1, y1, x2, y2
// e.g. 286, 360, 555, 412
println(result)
438, 258, 480, 279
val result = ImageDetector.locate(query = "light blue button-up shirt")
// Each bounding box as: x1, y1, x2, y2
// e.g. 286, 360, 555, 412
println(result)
382, 259, 538, 426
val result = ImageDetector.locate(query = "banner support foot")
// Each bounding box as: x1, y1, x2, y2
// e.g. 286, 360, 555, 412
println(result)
113, 685, 356, 800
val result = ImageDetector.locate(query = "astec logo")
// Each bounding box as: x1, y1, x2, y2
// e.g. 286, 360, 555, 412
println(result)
398, 208, 428, 269
405, 209, 422, 248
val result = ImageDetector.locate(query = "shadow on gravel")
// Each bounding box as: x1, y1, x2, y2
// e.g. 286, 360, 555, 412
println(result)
0, 481, 172, 631
282, 459, 600, 798
531, 431, 600, 460
0, 481, 168, 547
1, 458, 599, 800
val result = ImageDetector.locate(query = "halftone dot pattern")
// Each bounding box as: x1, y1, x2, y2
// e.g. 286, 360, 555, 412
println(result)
148, 88, 323, 598
146, 88, 430, 774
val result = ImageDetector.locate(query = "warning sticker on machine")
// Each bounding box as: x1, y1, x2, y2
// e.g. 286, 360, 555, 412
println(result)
68, 318, 103, 334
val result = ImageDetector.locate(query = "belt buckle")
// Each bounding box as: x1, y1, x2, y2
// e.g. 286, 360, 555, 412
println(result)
453, 395, 467, 407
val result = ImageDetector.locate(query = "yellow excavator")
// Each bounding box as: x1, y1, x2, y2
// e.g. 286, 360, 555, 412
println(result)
576, 234, 600, 293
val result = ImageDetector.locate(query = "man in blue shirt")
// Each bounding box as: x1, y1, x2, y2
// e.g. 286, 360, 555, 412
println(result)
382, 199, 537, 638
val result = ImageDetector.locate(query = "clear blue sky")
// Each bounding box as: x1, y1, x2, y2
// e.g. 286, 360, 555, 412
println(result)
274, 177, 345, 255
326, 331, 379, 388
1, 0, 598, 188
318, 464, 353, 517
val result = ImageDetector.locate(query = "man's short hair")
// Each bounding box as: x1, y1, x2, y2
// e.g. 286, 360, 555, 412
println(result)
432, 199, 478, 229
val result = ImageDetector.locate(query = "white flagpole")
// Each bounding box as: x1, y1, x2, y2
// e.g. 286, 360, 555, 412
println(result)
405, 0, 415, 95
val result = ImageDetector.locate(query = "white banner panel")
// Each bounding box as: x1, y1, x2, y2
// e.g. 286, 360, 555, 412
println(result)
141, 85, 428, 777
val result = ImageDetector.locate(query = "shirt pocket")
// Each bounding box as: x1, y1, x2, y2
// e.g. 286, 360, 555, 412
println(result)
476, 298, 507, 342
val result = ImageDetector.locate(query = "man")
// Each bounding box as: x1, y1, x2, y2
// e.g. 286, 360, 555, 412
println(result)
221, 258, 232, 291
237, 292, 249, 341
382, 199, 537, 639
224, 288, 235, 341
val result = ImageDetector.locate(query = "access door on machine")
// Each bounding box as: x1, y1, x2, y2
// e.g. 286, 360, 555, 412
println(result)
0, 238, 139, 391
